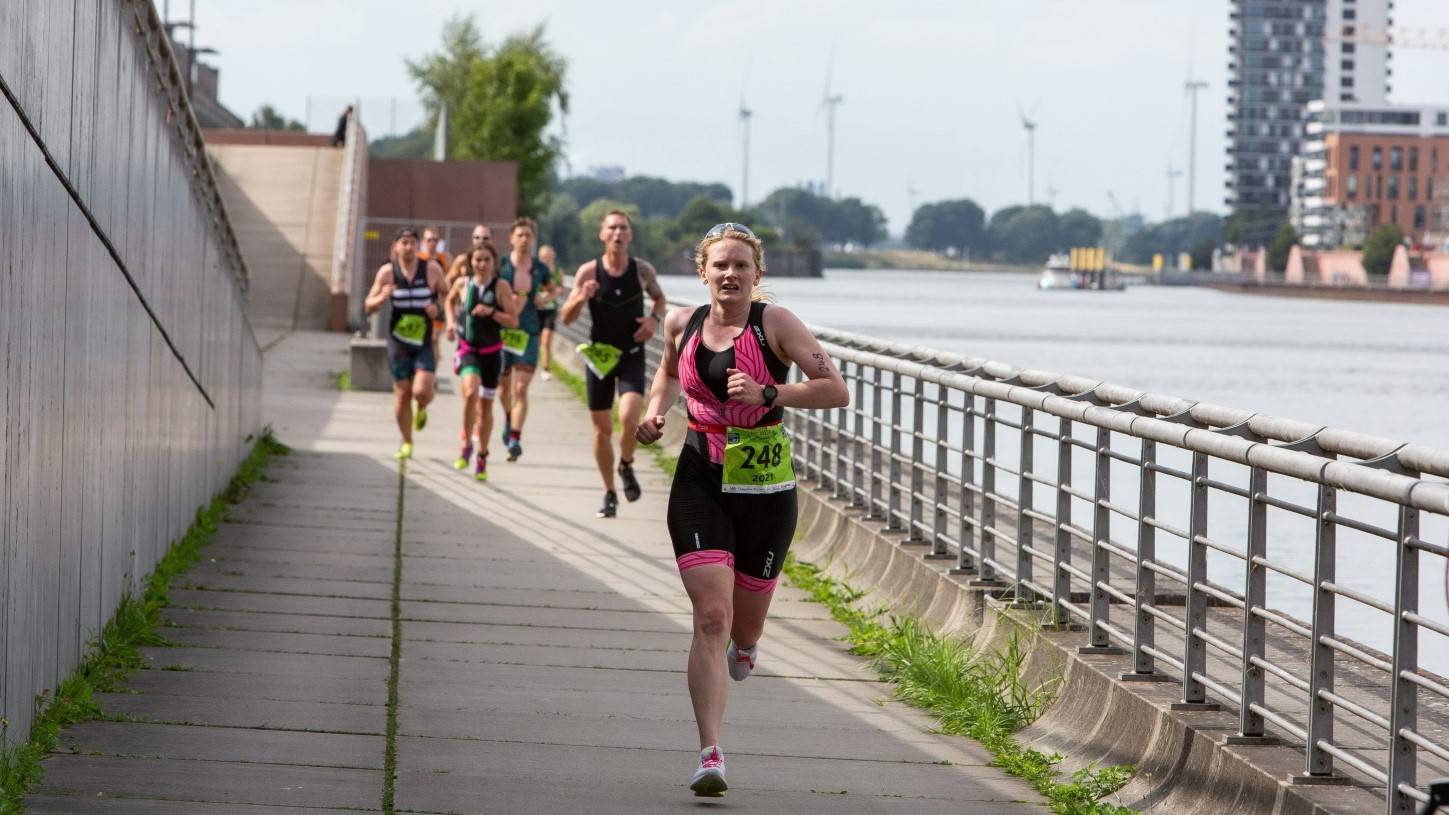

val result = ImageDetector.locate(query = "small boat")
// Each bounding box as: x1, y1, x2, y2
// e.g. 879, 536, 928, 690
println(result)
1038, 252, 1126, 291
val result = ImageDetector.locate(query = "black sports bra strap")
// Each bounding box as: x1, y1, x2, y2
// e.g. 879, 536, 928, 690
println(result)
677, 305, 710, 356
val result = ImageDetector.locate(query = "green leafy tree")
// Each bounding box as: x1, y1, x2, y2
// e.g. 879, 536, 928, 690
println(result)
985, 205, 1059, 263
757, 187, 886, 246
369, 126, 433, 159
249, 104, 304, 131
560, 176, 733, 218
1118, 212, 1224, 264
1225, 208, 1285, 248
905, 199, 985, 253
1057, 208, 1103, 250
408, 18, 568, 215
1266, 222, 1296, 272
1190, 239, 1216, 271
537, 193, 583, 266
1361, 223, 1404, 277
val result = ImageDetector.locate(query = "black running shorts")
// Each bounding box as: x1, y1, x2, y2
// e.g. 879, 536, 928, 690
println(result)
668, 444, 797, 593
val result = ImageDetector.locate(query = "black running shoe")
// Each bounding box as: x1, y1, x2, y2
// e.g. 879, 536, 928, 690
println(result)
618, 461, 641, 502
597, 490, 619, 518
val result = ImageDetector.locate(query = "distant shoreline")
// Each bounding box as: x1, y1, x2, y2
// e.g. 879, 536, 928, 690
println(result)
1209, 280, 1449, 306
823, 250, 1037, 274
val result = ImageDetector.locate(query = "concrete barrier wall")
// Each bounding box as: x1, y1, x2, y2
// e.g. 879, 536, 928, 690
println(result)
0, 0, 262, 752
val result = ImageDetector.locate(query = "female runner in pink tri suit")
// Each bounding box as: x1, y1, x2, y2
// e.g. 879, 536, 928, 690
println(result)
636, 223, 849, 796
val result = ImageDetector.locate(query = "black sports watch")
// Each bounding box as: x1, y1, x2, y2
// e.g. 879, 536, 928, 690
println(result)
761, 385, 778, 408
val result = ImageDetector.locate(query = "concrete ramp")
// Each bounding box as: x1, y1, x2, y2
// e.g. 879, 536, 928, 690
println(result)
208, 138, 344, 335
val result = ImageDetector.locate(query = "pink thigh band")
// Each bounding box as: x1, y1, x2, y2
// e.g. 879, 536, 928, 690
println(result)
677, 550, 735, 572
733, 572, 779, 595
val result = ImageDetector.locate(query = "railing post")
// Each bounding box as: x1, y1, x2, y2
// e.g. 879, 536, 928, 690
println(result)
1175, 451, 1218, 709
867, 365, 884, 519
1300, 481, 1340, 780
848, 360, 866, 506
886, 372, 905, 532
1387, 503, 1420, 815
1085, 426, 1115, 649
1124, 439, 1160, 673
954, 393, 979, 575
979, 399, 999, 583
1234, 466, 1272, 741
903, 374, 925, 542
930, 384, 950, 558
1015, 407, 1036, 600
1051, 416, 1072, 626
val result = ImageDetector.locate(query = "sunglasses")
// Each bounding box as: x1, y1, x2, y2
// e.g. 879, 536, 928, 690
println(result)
705, 222, 755, 239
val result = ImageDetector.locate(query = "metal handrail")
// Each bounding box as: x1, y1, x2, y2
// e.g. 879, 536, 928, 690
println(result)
555, 292, 1448, 812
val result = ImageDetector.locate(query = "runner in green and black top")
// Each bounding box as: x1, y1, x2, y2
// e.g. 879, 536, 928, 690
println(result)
444, 240, 517, 482
497, 217, 549, 462
561, 210, 668, 518
363, 228, 449, 460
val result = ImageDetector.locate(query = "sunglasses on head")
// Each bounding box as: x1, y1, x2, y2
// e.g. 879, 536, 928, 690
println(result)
705, 222, 755, 239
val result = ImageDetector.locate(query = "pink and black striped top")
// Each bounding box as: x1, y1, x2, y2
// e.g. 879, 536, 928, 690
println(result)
677, 303, 791, 464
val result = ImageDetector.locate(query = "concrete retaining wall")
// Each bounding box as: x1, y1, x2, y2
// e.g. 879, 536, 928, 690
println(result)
0, 0, 262, 752
789, 488, 1386, 814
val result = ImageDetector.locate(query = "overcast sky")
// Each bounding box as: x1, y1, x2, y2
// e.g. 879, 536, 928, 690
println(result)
194, 0, 1449, 233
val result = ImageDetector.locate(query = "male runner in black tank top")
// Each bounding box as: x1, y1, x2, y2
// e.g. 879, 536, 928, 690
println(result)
561, 210, 668, 518
364, 228, 449, 460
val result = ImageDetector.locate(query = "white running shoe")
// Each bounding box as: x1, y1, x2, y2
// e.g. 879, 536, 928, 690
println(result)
727, 642, 757, 682
690, 745, 727, 797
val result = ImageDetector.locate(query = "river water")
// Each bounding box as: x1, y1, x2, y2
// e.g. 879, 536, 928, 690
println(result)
661, 269, 1449, 673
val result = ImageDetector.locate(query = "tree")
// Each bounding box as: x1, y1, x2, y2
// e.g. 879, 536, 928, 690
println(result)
408, 18, 569, 215
1190, 239, 1216, 271
1266, 222, 1296, 272
1225, 208, 1284, 248
558, 175, 733, 218
1118, 212, 1224, 264
985, 205, 1059, 263
249, 104, 304, 131
905, 199, 986, 253
369, 126, 433, 159
1362, 223, 1404, 277
536, 193, 582, 265
756, 188, 886, 246
1057, 208, 1103, 250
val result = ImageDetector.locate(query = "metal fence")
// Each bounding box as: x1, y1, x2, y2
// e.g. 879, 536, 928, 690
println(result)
556, 291, 1448, 813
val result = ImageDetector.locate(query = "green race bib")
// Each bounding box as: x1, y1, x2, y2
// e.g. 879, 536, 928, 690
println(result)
576, 342, 622, 378
392, 313, 427, 346
500, 328, 530, 356
722, 425, 796, 495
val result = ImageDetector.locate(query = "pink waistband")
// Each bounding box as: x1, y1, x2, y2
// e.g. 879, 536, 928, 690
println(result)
459, 339, 504, 355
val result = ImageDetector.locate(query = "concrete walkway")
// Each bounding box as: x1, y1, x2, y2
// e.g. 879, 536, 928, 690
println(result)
24, 331, 1045, 814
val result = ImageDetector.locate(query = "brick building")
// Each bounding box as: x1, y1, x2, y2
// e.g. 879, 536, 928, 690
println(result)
1292, 101, 1449, 248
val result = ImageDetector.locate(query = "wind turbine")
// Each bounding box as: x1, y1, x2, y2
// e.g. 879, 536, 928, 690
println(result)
822, 65, 844, 198
1184, 77, 1208, 214
739, 95, 753, 209
1166, 165, 1183, 219
1019, 104, 1038, 206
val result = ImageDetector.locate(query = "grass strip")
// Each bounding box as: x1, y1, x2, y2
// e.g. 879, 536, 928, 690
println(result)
336, 369, 353, 391
0, 429, 290, 815
782, 556, 1138, 815
548, 360, 676, 478
381, 461, 405, 813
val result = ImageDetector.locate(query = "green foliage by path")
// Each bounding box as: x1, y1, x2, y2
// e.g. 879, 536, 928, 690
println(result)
1362, 223, 1405, 277
0, 431, 290, 815
336, 369, 352, 391
782, 557, 1138, 815
408, 16, 568, 216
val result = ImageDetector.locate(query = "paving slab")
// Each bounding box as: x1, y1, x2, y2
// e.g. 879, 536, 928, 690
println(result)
137, 646, 389, 680
189, 558, 396, 584
34, 756, 381, 810
119, 670, 386, 706
58, 721, 384, 769
160, 607, 391, 637
95, 693, 384, 734
175, 573, 394, 599
159, 627, 390, 658
169, 588, 391, 618
24, 797, 378, 815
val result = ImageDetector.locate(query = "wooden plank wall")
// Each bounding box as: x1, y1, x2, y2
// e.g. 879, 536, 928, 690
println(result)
0, 0, 263, 753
